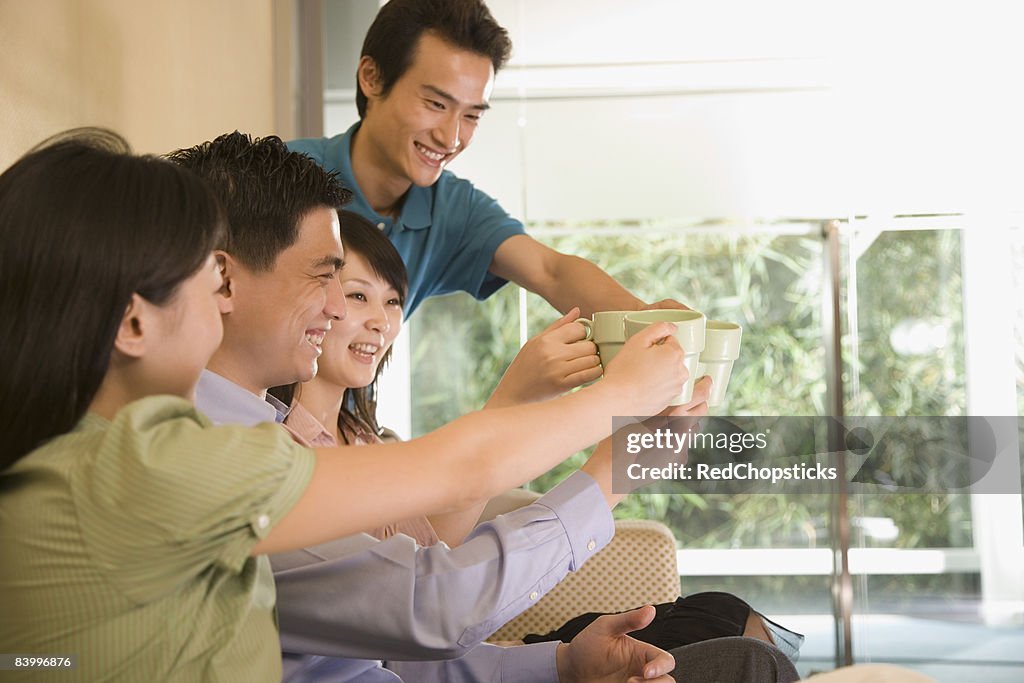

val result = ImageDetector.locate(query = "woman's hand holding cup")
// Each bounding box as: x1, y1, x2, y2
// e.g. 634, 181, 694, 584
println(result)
487, 307, 602, 408
601, 321, 688, 415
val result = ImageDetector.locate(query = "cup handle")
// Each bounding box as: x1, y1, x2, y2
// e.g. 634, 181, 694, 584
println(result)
575, 318, 593, 341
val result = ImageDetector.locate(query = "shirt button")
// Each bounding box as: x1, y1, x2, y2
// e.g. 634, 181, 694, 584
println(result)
587, 540, 596, 551
529, 591, 539, 601
256, 514, 270, 529
377, 222, 386, 230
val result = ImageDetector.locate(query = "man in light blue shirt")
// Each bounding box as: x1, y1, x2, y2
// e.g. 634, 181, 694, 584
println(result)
172, 129, 706, 682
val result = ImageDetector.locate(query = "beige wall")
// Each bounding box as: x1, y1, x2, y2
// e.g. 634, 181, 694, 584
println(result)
0, 0, 296, 170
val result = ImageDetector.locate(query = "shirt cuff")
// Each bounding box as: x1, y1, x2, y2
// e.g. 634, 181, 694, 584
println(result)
534, 470, 615, 571
500, 641, 561, 683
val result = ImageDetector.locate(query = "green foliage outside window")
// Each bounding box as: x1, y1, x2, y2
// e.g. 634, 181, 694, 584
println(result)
410, 224, 972, 554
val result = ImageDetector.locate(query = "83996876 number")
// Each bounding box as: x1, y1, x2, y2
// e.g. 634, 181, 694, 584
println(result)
0, 654, 76, 670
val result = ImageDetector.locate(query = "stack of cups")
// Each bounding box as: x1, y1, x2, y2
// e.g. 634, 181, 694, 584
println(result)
578, 309, 743, 408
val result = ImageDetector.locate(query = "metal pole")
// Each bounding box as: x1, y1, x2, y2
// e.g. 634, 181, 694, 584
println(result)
822, 219, 854, 667
296, 0, 325, 138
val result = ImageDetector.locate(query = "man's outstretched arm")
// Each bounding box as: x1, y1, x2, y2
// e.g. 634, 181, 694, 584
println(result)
490, 234, 688, 318
272, 471, 614, 662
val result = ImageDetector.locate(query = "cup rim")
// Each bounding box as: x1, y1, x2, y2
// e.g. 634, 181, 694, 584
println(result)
592, 309, 639, 318
623, 309, 704, 324
706, 320, 742, 332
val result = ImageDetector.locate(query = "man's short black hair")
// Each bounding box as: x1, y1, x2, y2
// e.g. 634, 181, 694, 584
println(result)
355, 0, 512, 118
167, 131, 351, 271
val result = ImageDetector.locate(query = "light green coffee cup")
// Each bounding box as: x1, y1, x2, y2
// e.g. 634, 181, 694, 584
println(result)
697, 320, 743, 407
576, 310, 633, 368
623, 309, 706, 405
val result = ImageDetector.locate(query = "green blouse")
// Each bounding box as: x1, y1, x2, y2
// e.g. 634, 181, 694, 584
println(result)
0, 395, 315, 681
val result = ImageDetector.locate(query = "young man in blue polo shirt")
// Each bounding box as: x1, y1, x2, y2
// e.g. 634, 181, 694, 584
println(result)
289, 0, 686, 320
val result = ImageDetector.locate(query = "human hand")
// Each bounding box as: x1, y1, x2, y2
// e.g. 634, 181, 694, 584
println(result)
487, 307, 602, 408
624, 376, 711, 449
600, 323, 686, 416
581, 379, 711, 507
555, 605, 675, 682
619, 378, 710, 488
669, 375, 711, 418
640, 298, 691, 312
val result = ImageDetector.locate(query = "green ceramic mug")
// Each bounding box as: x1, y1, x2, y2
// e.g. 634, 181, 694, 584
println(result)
575, 310, 634, 368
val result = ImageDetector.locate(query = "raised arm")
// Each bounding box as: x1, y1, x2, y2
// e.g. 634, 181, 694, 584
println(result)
431, 308, 601, 545
490, 235, 641, 318
490, 234, 691, 318
252, 322, 686, 555
433, 312, 707, 545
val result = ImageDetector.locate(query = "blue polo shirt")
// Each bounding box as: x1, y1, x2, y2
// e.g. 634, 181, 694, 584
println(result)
289, 123, 526, 316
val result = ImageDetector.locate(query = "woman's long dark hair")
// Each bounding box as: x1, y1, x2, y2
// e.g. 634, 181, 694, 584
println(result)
271, 210, 408, 442
0, 128, 226, 469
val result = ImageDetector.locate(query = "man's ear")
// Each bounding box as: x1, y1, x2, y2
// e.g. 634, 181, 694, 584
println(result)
357, 56, 384, 99
112, 294, 149, 360
214, 250, 236, 315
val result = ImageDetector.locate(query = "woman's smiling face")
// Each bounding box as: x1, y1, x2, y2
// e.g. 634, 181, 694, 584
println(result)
315, 251, 404, 390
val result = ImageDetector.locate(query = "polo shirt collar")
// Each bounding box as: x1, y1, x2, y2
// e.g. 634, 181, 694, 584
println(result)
341, 122, 433, 233
194, 369, 287, 427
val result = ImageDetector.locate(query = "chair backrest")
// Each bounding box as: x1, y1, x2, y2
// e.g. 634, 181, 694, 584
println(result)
488, 518, 681, 642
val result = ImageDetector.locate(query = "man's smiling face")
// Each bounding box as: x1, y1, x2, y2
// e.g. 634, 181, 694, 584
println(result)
360, 31, 495, 190
224, 206, 347, 392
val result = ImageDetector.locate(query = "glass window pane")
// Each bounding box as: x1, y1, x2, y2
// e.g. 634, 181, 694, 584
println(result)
844, 222, 1024, 678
